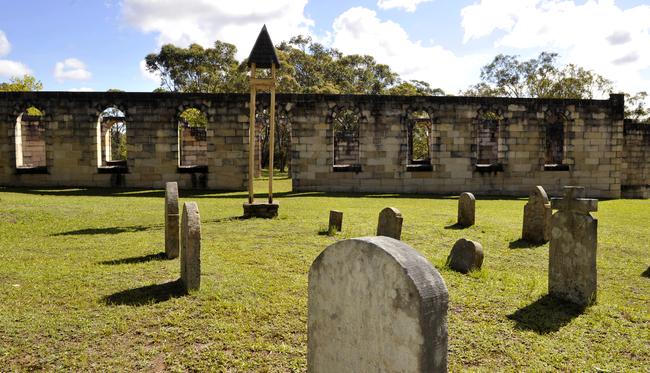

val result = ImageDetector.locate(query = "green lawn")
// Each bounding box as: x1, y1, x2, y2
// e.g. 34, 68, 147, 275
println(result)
0, 175, 648, 371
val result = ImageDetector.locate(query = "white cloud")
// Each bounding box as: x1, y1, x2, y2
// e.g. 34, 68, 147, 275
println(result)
0, 30, 10, 57
0, 60, 31, 77
54, 58, 92, 82
67, 87, 95, 92
122, 0, 314, 60
331, 7, 487, 94
461, 0, 650, 96
377, 0, 433, 12
139, 59, 160, 83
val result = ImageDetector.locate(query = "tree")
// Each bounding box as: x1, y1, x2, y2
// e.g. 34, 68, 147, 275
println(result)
465, 52, 613, 99
0, 75, 43, 92
624, 91, 649, 122
144, 41, 245, 92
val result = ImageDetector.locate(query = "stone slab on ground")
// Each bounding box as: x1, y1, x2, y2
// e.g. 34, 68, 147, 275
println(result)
181, 201, 201, 292
376, 207, 403, 240
165, 181, 180, 259
447, 238, 484, 273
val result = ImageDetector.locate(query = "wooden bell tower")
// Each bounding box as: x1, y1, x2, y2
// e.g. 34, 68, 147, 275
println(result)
243, 25, 281, 218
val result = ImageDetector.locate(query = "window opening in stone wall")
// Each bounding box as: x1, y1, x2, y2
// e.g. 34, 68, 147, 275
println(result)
15, 106, 46, 171
97, 107, 127, 170
476, 110, 502, 166
544, 110, 568, 171
407, 110, 433, 171
178, 108, 208, 169
332, 107, 361, 172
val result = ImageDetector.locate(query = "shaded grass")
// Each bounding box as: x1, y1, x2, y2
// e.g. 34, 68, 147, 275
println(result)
0, 175, 649, 371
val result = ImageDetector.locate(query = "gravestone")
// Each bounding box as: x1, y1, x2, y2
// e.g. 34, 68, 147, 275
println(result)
328, 210, 343, 232
522, 185, 552, 243
457, 192, 475, 227
376, 207, 403, 240
446, 238, 483, 273
308, 236, 448, 373
549, 186, 598, 306
180, 202, 201, 292
164, 181, 179, 259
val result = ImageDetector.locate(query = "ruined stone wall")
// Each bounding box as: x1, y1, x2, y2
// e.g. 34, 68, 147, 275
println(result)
20, 119, 46, 168
0, 91, 642, 198
289, 94, 626, 199
0, 92, 249, 189
179, 126, 208, 167
621, 120, 650, 198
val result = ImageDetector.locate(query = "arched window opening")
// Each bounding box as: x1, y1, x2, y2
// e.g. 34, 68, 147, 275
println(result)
476, 110, 502, 166
407, 110, 433, 171
332, 107, 362, 172
15, 106, 46, 170
544, 110, 568, 170
97, 107, 127, 169
178, 108, 208, 168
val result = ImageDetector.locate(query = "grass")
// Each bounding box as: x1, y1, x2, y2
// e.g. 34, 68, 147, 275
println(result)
0, 173, 649, 371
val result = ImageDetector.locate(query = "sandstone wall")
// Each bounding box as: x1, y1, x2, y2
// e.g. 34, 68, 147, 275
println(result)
621, 120, 650, 198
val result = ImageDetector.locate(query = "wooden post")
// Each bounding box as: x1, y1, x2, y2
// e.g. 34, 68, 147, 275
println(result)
248, 64, 257, 204
268, 65, 276, 203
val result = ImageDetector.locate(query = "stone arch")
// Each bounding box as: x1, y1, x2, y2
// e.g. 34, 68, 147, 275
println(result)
14, 104, 47, 171
96, 106, 127, 168
543, 108, 571, 170
403, 106, 437, 171
474, 106, 506, 169
177, 106, 209, 168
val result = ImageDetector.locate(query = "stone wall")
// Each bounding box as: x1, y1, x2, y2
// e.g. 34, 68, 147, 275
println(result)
0, 92, 249, 189
289, 94, 628, 199
0, 91, 646, 198
179, 126, 208, 167
621, 120, 650, 198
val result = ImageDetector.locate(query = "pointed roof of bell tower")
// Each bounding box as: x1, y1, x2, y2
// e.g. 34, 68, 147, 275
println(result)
247, 25, 281, 68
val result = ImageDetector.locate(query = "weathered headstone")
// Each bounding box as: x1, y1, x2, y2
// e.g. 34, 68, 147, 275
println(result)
549, 186, 598, 306
180, 202, 201, 292
376, 207, 403, 240
446, 238, 484, 273
457, 192, 475, 227
164, 181, 179, 259
522, 185, 552, 243
328, 210, 343, 232
308, 236, 448, 373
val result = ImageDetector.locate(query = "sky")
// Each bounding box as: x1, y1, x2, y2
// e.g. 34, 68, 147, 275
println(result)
0, 0, 649, 98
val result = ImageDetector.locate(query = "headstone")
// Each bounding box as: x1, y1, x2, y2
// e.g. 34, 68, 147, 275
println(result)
457, 192, 475, 227
446, 238, 484, 273
180, 202, 201, 292
164, 181, 179, 259
522, 186, 552, 243
376, 207, 403, 240
308, 236, 448, 373
549, 186, 598, 306
328, 210, 343, 232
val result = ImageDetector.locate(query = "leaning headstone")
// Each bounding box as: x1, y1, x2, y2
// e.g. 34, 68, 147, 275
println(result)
376, 207, 403, 240
522, 185, 552, 243
180, 202, 201, 292
164, 182, 179, 259
446, 238, 484, 273
549, 186, 598, 306
457, 192, 475, 227
328, 210, 343, 232
308, 236, 448, 373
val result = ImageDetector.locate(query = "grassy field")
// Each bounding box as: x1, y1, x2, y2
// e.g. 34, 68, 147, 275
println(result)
0, 174, 648, 371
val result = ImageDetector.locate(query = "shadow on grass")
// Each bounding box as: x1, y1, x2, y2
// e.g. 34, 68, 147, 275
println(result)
52, 225, 160, 236
103, 279, 186, 306
444, 223, 468, 230
211, 216, 246, 223
642, 266, 650, 278
100, 252, 167, 265
1, 186, 528, 201
507, 294, 586, 334
509, 239, 547, 249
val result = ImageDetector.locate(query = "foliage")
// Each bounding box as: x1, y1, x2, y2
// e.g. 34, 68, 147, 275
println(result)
25, 106, 43, 117
465, 52, 613, 99
624, 91, 649, 122
179, 108, 208, 128
0, 183, 648, 370
0, 75, 43, 92
411, 120, 430, 160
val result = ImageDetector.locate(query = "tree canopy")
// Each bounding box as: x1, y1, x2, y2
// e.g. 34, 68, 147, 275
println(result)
0, 75, 43, 92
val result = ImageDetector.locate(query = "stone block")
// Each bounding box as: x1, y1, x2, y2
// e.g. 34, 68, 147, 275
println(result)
522, 185, 552, 243
308, 236, 448, 373
165, 181, 180, 259
457, 192, 475, 227
328, 210, 343, 232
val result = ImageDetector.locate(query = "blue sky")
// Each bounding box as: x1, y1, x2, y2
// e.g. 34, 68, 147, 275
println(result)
0, 0, 648, 96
